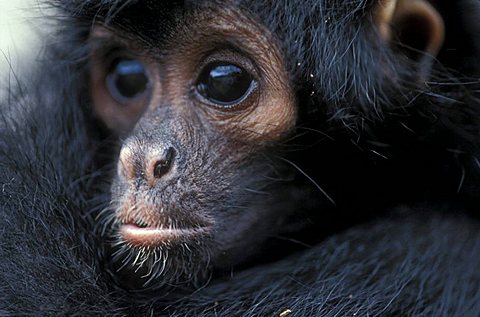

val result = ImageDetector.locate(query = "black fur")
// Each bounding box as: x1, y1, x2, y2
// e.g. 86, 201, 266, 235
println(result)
1, 0, 480, 316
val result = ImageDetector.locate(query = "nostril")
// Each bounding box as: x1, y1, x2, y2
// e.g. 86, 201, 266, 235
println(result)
153, 147, 175, 179
154, 160, 170, 179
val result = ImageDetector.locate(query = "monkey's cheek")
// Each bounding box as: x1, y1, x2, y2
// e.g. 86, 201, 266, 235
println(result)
120, 223, 210, 248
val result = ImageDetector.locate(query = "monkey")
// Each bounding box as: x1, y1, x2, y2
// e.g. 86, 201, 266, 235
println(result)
1, 0, 480, 316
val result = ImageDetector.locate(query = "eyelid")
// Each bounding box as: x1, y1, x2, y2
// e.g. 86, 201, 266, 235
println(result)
90, 39, 149, 73
105, 51, 140, 72
193, 49, 260, 85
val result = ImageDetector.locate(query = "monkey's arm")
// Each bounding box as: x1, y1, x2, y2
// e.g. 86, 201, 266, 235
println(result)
164, 209, 480, 317
0, 87, 121, 315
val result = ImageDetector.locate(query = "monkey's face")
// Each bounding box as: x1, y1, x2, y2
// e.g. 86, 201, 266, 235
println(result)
90, 6, 297, 290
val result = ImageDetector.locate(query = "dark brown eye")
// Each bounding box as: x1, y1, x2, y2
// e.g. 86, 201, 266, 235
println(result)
106, 58, 149, 104
195, 62, 256, 107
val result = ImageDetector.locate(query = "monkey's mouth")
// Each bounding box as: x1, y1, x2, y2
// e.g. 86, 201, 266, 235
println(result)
115, 200, 213, 248
119, 221, 210, 247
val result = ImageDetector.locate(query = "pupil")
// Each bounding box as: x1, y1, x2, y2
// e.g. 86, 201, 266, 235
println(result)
107, 59, 149, 102
197, 62, 254, 106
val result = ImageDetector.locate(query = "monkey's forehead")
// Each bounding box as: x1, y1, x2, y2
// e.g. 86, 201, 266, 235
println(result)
57, 0, 373, 38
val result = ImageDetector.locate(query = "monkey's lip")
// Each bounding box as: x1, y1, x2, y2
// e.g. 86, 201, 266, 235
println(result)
120, 223, 209, 247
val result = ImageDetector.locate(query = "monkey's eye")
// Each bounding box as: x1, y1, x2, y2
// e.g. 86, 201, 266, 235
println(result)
106, 58, 150, 103
195, 62, 256, 108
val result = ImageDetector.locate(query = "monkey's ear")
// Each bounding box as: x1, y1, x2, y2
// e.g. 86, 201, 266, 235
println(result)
376, 0, 444, 60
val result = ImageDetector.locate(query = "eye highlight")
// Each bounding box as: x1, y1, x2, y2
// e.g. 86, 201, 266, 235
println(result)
106, 58, 150, 104
195, 62, 257, 108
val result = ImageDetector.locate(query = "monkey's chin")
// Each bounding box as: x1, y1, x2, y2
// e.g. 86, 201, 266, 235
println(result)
120, 223, 209, 247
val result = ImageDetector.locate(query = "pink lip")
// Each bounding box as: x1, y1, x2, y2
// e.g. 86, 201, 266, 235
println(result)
120, 223, 208, 247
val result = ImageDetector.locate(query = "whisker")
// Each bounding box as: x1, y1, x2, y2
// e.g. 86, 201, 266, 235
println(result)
278, 157, 336, 206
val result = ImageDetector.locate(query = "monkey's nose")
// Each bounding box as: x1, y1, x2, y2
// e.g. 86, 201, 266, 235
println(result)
118, 146, 176, 185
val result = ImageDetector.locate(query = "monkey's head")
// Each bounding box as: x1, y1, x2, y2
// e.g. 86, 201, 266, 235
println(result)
81, 0, 446, 291
90, 5, 298, 290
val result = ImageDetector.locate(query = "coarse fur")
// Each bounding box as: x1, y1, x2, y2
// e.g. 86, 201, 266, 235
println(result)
1, 0, 480, 316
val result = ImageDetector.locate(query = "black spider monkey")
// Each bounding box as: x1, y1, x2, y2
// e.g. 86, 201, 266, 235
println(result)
1, 0, 480, 316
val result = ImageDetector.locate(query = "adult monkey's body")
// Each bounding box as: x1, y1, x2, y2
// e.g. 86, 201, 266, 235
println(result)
1, 0, 480, 316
